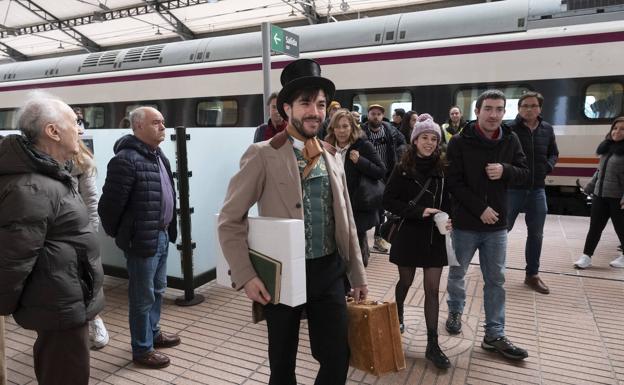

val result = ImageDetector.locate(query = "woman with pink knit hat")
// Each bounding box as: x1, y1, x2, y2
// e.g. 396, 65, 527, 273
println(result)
383, 113, 452, 369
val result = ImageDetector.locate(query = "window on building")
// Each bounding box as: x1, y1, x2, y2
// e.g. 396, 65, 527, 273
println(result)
196, 99, 238, 127
584, 83, 623, 119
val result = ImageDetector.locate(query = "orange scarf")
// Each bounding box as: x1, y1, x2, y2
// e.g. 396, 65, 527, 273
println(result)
287, 125, 324, 179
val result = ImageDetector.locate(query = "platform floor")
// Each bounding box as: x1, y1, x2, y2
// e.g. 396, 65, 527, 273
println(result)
3, 214, 624, 385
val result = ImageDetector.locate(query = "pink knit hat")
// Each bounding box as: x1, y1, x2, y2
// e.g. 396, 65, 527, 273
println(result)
410, 113, 441, 143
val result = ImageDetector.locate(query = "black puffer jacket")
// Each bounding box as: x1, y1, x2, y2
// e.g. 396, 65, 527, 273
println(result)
99, 135, 177, 257
447, 121, 529, 232
508, 115, 559, 188
0, 135, 104, 330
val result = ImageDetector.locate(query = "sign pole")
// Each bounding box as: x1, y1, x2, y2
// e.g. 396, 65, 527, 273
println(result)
261, 22, 272, 123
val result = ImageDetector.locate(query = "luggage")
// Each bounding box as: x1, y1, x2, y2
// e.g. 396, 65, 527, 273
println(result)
347, 300, 406, 376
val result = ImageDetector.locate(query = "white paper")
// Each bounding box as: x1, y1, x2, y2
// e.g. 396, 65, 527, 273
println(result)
446, 232, 460, 267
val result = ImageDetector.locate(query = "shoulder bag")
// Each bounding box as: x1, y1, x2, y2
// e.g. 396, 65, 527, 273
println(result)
379, 177, 432, 243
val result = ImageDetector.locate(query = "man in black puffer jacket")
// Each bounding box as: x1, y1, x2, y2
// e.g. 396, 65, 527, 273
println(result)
507, 92, 559, 295
99, 106, 180, 369
445, 90, 530, 362
0, 94, 104, 385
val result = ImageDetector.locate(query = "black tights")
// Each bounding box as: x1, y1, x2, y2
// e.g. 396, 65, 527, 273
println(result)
395, 266, 443, 333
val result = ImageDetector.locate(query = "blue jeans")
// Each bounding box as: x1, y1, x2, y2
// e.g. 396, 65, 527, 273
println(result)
507, 188, 547, 276
125, 231, 169, 357
447, 229, 507, 339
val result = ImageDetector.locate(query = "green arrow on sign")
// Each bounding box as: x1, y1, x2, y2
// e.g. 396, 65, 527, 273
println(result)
270, 25, 285, 53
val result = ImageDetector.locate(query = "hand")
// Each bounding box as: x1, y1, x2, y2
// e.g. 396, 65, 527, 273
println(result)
446, 218, 453, 231
351, 285, 368, 303
422, 208, 441, 218
485, 163, 503, 180
243, 277, 271, 305
480, 206, 499, 224
349, 150, 360, 164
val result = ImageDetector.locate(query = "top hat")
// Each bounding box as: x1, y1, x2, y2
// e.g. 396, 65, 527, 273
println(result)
277, 59, 336, 120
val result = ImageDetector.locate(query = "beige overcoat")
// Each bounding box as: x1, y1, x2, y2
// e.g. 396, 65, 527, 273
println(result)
218, 130, 367, 296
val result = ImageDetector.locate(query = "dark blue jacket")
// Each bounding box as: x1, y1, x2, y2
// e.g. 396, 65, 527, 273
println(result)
508, 115, 559, 189
99, 135, 177, 257
446, 121, 529, 232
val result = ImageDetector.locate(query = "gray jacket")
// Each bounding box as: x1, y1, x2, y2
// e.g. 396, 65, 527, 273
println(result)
585, 139, 624, 205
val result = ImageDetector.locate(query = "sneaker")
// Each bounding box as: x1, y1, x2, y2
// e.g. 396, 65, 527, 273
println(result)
481, 336, 528, 360
610, 255, 624, 268
574, 254, 592, 269
445, 312, 461, 334
89, 316, 109, 349
373, 236, 388, 252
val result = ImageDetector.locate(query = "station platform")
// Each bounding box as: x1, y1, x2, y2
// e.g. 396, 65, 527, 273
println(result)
3, 214, 623, 385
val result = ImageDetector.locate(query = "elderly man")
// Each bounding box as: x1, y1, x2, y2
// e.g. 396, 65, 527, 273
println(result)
218, 59, 367, 384
0, 93, 104, 385
254, 92, 287, 143
99, 107, 180, 369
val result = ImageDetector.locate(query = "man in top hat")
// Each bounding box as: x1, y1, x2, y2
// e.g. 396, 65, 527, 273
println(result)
218, 58, 368, 384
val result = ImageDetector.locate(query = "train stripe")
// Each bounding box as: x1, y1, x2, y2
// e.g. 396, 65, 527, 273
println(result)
551, 167, 596, 177
557, 157, 600, 164
1, 31, 623, 92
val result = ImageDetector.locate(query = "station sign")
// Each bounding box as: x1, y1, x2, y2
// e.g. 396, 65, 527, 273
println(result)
270, 24, 299, 58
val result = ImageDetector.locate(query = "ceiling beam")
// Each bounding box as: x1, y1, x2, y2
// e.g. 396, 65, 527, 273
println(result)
0, 42, 28, 61
0, 0, 210, 39
145, 0, 196, 40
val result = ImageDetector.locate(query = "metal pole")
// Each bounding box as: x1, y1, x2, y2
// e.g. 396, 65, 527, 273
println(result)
173, 126, 204, 306
261, 22, 272, 123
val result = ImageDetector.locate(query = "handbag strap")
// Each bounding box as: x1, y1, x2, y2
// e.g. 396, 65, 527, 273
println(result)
398, 177, 432, 217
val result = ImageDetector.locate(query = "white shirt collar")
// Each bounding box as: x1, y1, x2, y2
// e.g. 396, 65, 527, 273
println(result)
291, 136, 305, 150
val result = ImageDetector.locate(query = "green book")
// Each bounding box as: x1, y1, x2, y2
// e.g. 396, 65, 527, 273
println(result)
249, 249, 282, 304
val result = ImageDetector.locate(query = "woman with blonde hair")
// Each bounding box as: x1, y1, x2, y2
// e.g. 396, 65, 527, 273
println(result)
72, 132, 110, 349
326, 109, 386, 267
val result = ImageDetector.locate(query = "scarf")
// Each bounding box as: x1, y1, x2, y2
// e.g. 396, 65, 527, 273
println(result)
596, 138, 624, 156
287, 125, 324, 179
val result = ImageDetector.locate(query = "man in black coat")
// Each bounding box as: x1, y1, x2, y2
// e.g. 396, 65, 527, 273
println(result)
445, 90, 530, 361
99, 106, 180, 369
507, 92, 559, 294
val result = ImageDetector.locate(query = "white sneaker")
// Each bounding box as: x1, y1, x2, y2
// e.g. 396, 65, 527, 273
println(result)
89, 316, 109, 349
609, 255, 624, 268
574, 254, 592, 269
373, 236, 388, 252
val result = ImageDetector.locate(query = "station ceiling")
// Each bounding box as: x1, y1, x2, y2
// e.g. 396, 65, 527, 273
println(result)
0, 0, 480, 62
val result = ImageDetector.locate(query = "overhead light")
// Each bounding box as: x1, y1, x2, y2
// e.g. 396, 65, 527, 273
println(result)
58, 41, 64, 49
93, 11, 105, 22
155, 27, 162, 35
289, 7, 296, 17
340, 1, 350, 12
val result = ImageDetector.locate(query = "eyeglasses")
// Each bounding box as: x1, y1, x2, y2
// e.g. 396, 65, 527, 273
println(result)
520, 104, 540, 109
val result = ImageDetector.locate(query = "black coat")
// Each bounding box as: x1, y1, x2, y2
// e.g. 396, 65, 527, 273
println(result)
446, 121, 529, 232
508, 115, 559, 189
383, 159, 450, 267
99, 135, 177, 257
344, 137, 386, 233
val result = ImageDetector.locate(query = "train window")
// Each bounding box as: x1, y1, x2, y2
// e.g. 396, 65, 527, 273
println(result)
584, 83, 623, 119
196, 99, 238, 126
352, 92, 412, 118
81, 106, 105, 128
456, 86, 530, 121
0, 109, 17, 129
125, 104, 159, 116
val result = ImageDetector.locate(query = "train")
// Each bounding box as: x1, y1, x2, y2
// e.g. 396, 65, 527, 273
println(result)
0, 0, 623, 215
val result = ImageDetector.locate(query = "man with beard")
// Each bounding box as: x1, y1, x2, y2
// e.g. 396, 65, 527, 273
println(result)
253, 92, 287, 143
362, 104, 398, 252
218, 59, 368, 384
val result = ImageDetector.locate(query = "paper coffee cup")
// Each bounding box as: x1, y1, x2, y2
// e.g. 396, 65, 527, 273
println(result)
434, 212, 449, 235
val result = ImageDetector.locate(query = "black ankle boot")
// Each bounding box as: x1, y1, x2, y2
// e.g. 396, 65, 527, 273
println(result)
397, 304, 405, 333
426, 332, 450, 369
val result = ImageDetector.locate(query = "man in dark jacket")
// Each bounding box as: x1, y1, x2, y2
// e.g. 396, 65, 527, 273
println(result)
445, 90, 530, 361
99, 106, 180, 369
0, 94, 104, 385
253, 92, 287, 143
507, 92, 559, 294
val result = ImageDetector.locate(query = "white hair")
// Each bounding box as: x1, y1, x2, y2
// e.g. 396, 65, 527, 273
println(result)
17, 91, 70, 143
129, 106, 154, 130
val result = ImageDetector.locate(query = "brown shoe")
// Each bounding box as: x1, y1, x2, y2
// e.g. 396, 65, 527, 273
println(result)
133, 350, 170, 368
524, 275, 550, 294
153, 332, 181, 348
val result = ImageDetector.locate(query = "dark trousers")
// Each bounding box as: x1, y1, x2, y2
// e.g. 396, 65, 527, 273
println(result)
34, 323, 90, 385
374, 209, 385, 236
357, 231, 370, 267
264, 253, 349, 385
583, 196, 624, 256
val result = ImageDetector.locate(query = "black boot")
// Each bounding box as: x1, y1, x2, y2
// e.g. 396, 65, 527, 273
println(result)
397, 304, 405, 334
426, 332, 450, 369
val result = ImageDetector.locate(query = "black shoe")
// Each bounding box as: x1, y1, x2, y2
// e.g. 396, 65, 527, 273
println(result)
426, 336, 451, 369
399, 323, 405, 334
481, 336, 528, 360
445, 312, 462, 334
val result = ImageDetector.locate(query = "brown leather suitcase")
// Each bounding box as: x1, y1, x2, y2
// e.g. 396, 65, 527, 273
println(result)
347, 300, 406, 376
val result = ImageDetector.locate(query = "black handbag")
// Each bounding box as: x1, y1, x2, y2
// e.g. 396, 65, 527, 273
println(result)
354, 175, 385, 211
380, 177, 432, 243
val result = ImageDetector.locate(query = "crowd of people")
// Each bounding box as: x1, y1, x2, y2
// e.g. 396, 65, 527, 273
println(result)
0, 58, 622, 384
